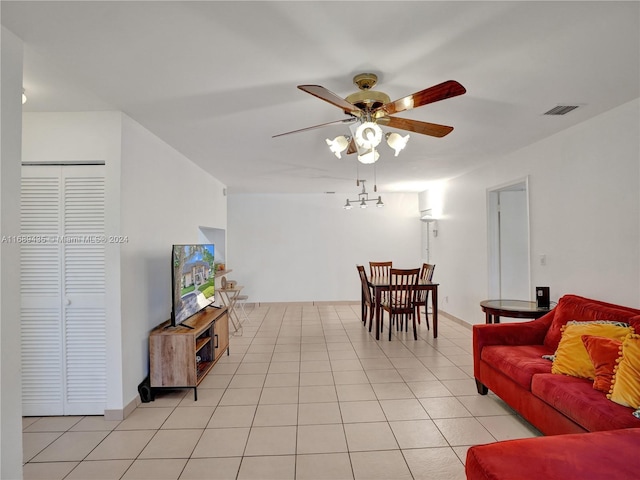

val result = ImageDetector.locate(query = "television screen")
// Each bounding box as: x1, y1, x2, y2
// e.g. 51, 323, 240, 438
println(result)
171, 244, 215, 326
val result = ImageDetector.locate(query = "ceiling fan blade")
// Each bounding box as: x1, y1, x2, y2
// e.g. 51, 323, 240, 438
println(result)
272, 117, 357, 138
298, 85, 363, 116
374, 80, 466, 116
378, 116, 454, 138
346, 138, 357, 155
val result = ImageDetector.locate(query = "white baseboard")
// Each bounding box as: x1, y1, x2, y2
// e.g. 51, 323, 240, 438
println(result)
251, 300, 359, 307
104, 395, 139, 421
438, 309, 473, 330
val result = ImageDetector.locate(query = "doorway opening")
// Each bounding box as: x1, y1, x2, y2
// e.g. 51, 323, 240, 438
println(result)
487, 178, 531, 300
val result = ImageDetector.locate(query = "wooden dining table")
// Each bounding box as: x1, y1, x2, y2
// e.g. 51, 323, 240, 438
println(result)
367, 276, 440, 339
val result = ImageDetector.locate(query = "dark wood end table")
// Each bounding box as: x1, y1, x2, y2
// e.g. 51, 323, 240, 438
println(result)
480, 299, 553, 324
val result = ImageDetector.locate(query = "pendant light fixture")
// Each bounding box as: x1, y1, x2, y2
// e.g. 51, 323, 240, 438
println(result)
343, 180, 384, 210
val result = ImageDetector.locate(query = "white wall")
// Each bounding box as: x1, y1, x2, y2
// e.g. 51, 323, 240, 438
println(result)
119, 115, 227, 407
22, 111, 124, 414
1, 25, 24, 480
431, 99, 640, 325
227, 193, 421, 303
21, 111, 227, 415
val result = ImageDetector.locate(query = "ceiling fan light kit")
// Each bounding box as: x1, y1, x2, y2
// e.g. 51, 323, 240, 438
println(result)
354, 122, 383, 150
356, 148, 379, 165
385, 132, 410, 156
326, 135, 351, 158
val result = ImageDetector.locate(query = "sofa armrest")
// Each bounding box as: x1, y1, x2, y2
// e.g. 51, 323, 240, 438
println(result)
473, 312, 554, 383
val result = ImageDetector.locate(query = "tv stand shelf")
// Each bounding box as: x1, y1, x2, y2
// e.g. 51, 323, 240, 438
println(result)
149, 306, 229, 400
195, 336, 210, 352
215, 269, 232, 278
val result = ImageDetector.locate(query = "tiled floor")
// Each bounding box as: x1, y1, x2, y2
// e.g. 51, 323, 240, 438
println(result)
22, 304, 541, 479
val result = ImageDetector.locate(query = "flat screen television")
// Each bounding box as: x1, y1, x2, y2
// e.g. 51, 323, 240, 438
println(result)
171, 244, 216, 327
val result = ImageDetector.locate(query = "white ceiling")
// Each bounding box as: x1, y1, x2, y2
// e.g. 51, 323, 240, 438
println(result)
3, 1, 639, 194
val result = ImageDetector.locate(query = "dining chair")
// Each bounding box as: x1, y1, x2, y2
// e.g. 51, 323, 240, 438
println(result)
380, 268, 420, 340
415, 263, 435, 330
370, 261, 392, 306
356, 265, 375, 331
369, 261, 392, 279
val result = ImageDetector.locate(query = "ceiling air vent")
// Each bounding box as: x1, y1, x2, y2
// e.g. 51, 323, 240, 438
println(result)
543, 105, 580, 116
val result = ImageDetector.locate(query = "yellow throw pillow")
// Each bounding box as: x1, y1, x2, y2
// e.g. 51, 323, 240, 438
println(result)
608, 334, 640, 409
551, 321, 633, 379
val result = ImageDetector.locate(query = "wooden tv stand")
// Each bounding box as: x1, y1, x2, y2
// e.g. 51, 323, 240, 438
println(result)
149, 306, 229, 400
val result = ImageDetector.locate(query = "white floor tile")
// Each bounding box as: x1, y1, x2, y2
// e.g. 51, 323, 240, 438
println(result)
297, 424, 348, 454
402, 447, 466, 480
344, 422, 399, 451
350, 450, 412, 480
389, 419, 449, 448
237, 455, 295, 480
244, 426, 297, 456
296, 453, 354, 480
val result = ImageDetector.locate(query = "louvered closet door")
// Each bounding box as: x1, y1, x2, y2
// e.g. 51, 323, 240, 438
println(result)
21, 168, 64, 415
62, 166, 107, 414
21, 165, 107, 416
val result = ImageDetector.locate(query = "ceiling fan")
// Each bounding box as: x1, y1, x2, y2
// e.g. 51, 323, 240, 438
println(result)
273, 73, 466, 162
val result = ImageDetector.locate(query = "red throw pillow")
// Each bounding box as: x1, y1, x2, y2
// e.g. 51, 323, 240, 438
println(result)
582, 335, 623, 392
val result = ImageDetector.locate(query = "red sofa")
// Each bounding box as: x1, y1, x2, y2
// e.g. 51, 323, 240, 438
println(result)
467, 294, 640, 479
466, 428, 640, 480
473, 294, 640, 434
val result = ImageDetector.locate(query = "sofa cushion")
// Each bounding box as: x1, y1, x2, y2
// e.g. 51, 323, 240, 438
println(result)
465, 429, 640, 480
551, 321, 632, 379
543, 295, 640, 350
531, 373, 640, 431
608, 333, 640, 409
582, 335, 622, 392
481, 345, 553, 390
